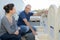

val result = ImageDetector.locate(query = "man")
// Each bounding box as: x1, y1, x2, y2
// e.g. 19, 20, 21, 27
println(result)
17, 4, 47, 36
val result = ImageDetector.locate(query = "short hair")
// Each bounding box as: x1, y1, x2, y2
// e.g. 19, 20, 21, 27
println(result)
3, 3, 14, 13
25, 4, 31, 8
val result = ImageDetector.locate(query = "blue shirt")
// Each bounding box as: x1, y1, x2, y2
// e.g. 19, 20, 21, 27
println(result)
17, 11, 33, 26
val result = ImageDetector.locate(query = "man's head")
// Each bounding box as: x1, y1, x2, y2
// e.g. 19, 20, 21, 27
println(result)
25, 4, 31, 14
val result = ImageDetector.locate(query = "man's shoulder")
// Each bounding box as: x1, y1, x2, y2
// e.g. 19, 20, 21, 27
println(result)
20, 10, 25, 14
20, 11, 25, 15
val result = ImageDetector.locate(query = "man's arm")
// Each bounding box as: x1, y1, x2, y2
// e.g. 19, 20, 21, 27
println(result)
33, 10, 48, 16
33, 13, 41, 16
23, 18, 36, 35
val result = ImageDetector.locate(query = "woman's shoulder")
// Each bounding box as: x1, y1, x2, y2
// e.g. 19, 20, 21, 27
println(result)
1, 16, 6, 20
1, 16, 7, 22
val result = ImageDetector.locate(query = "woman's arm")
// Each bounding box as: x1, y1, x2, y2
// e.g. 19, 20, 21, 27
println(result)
1, 17, 16, 34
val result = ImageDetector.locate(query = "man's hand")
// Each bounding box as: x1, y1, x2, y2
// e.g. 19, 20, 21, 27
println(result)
14, 30, 19, 35
32, 30, 37, 35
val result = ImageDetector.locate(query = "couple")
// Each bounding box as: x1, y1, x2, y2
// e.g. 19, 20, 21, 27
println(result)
0, 3, 48, 40
0, 3, 37, 40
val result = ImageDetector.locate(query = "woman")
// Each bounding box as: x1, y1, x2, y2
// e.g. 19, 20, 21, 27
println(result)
0, 3, 21, 40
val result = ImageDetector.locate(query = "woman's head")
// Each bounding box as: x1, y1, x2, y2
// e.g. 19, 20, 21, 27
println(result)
3, 3, 16, 14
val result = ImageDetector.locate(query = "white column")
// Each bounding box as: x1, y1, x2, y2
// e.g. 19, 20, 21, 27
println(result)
48, 5, 59, 40
57, 6, 60, 40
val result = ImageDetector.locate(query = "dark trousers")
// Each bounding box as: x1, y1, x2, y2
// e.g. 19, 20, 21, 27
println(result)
0, 33, 21, 40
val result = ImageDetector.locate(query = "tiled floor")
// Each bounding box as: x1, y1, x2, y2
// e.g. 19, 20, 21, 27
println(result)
35, 26, 50, 40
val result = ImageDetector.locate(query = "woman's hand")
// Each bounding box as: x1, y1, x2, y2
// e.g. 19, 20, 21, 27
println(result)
14, 30, 19, 35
